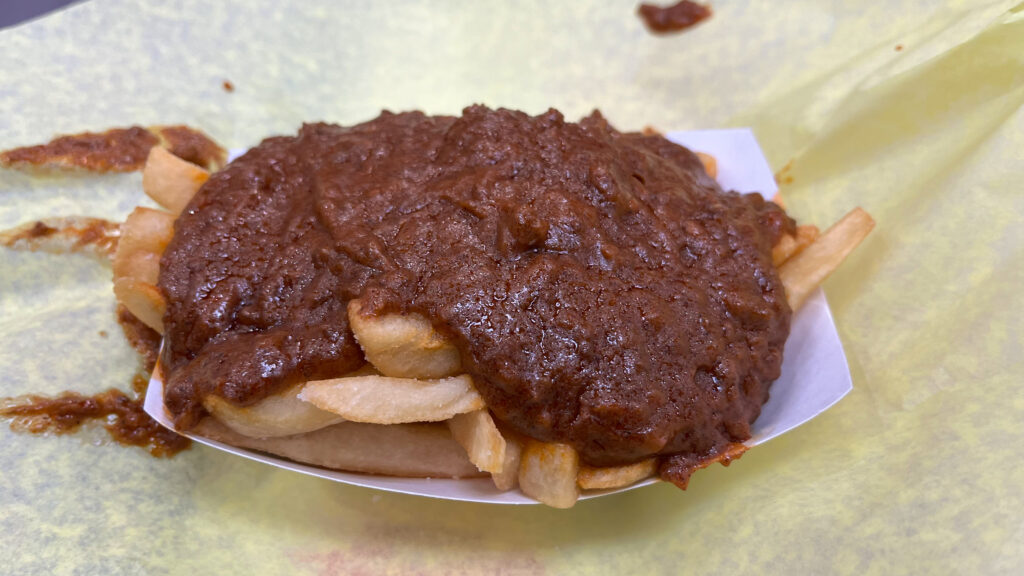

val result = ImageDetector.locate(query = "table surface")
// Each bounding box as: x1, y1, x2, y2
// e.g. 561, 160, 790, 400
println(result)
1, 1, 1021, 574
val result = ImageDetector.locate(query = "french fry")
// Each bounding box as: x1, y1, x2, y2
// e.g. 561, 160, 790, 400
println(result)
779, 207, 875, 311
112, 277, 166, 333
116, 207, 175, 257
772, 224, 820, 267
112, 206, 175, 288
348, 299, 462, 379
696, 152, 717, 179
193, 417, 485, 479
203, 383, 345, 439
298, 374, 485, 424
518, 440, 580, 509
112, 248, 161, 285
448, 410, 506, 474
578, 458, 658, 490
142, 146, 209, 215
492, 434, 522, 491
149, 125, 227, 171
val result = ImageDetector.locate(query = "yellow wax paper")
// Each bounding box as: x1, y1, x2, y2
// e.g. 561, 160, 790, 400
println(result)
1, 0, 1021, 573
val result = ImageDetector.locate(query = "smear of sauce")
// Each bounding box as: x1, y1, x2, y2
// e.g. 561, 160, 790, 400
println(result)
0, 217, 120, 259
0, 126, 159, 172
0, 124, 214, 456
657, 442, 747, 489
0, 291, 188, 455
0, 379, 189, 458
638, 1, 712, 34
223, 80, 235, 93
775, 159, 796, 186
117, 305, 162, 373
0, 125, 225, 172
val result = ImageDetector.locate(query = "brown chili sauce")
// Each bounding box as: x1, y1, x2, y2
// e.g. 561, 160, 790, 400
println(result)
159, 107, 793, 487
638, 1, 712, 34
0, 126, 158, 172
0, 307, 187, 457
0, 125, 224, 172
0, 217, 120, 258
0, 383, 189, 458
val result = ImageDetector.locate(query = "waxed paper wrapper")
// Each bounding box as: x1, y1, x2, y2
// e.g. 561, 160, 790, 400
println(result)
1, 1, 1022, 573
143, 129, 853, 504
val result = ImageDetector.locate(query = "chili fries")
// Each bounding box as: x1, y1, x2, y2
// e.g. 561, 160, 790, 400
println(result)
114, 144, 874, 507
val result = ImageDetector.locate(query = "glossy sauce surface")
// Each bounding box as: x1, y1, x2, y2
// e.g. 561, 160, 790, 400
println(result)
159, 107, 793, 485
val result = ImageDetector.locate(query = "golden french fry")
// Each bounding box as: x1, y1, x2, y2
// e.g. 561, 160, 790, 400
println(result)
193, 417, 485, 479
117, 206, 175, 257
142, 146, 209, 215
112, 248, 161, 285
577, 458, 658, 490
203, 365, 376, 438
112, 206, 175, 289
696, 152, 717, 179
772, 224, 820, 267
203, 383, 345, 439
518, 440, 580, 509
348, 299, 462, 379
112, 277, 166, 333
298, 373, 484, 424
448, 410, 506, 474
779, 207, 875, 311
492, 434, 522, 491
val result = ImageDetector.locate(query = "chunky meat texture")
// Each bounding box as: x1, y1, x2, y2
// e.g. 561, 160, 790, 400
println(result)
159, 106, 793, 486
